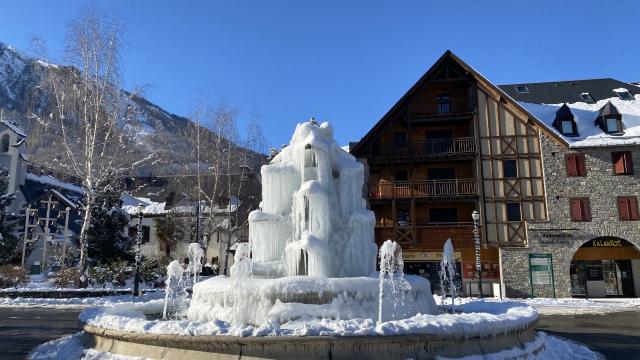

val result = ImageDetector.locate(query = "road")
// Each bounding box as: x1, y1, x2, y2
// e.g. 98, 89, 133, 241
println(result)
535, 311, 640, 360
0, 307, 82, 360
0, 307, 639, 359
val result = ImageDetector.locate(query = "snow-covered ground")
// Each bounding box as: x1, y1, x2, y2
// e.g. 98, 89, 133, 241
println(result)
435, 296, 640, 316
0, 291, 164, 308
29, 330, 601, 360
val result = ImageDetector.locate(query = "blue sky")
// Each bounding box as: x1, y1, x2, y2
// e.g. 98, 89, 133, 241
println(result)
1, 1, 639, 148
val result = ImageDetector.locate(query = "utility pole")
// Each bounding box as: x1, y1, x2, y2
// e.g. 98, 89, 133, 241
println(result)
40, 195, 58, 272
21, 206, 37, 268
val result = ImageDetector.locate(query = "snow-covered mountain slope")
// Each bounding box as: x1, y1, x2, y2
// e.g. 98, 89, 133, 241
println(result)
0, 42, 265, 176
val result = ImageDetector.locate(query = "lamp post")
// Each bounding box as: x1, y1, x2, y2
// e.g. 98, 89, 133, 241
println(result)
133, 203, 145, 297
472, 210, 483, 298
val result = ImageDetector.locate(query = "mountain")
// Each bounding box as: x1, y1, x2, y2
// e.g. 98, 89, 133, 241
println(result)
0, 42, 266, 180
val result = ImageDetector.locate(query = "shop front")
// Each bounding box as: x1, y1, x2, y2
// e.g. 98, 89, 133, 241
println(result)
570, 237, 640, 297
403, 248, 500, 296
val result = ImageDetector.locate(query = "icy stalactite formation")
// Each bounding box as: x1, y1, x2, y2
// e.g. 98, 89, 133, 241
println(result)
249, 120, 377, 278
163, 260, 186, 320
229, 243, 254, 325
440, 239, 458, 312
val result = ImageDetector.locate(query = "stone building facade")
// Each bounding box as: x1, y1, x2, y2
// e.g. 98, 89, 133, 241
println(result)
501, 133, 640, 298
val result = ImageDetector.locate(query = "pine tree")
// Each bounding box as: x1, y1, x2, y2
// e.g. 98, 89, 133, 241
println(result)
87, 188, 134, 264
0, 168, 19, 264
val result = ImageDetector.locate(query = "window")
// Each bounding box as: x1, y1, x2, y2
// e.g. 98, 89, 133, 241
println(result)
393, 132, 407, 149
429, 208, 458, 223
617, 197, 639, 221
606, 117, 621, 133
616, 91, 634, 100
396, 209, 410, 226
561, 120, 575, 135
566, 153, 586, 176
129, 225, 151, 244
612, 151, 633, 175
395, 170, 408, 182
427, 168, 455, 180
503, 159, 518, 178
1, 134, 9, 153
506, 203, 521, 222
570, 198, 592, 222
425, 130, 453, 153
580, 93, 595, 103
515, 85, 530, 93
436, 94, 451, 113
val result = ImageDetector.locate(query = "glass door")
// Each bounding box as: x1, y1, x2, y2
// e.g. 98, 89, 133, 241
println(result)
570, 260, 587, 296
602, 260, 620, 296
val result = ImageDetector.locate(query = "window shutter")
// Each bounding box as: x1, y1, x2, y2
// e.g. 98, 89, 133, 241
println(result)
618, 197, 630, 220
624, 152, 634, 174
576, 154, 586, 176
613, 153, 626, 174
566, 154, 577, 176
582, 198, 592, 221
570, 198, 582, 221
630, 197, 639, 221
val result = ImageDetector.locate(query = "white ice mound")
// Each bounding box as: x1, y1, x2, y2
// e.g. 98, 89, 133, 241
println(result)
250, 121, 377, 277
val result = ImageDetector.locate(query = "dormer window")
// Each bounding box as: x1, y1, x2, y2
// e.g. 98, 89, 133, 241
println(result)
595, 101, 624, 135
553, 104, 578, 137
515, 85, 530, 93
580, 93, 595, 103
606, 116, 622, 133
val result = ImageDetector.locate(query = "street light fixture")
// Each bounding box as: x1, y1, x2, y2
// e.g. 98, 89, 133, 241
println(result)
133, 203, 145, 297
471, 210, 483, 298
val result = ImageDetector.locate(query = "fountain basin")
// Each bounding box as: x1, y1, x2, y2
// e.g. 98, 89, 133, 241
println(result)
187, 274, 438, 324
79, 299, 540, 360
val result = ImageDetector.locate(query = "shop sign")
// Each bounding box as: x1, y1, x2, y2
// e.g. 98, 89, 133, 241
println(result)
403, 251, 462, 262
591, 238, 623, 247
528, 253, 556, 298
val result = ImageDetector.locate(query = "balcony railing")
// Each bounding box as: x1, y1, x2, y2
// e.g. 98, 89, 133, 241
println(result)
375, 222, 476, 245
410, 97, 473, 117
368, 178, 477, 199
372, 137, 476, 157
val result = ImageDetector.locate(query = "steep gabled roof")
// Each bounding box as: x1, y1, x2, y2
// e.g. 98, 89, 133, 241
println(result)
498, 78, 640, 104
350, 51, 567, 155
597, 101, 621, 118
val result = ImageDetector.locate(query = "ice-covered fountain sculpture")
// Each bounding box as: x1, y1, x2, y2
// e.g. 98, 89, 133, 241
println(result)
188, 120, 437, 325
439, 238, 458, 312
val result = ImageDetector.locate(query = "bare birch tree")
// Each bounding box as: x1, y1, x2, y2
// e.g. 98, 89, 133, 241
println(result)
41, 9, 150, 271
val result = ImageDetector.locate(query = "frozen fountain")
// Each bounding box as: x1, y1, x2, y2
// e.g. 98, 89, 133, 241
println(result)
79, 120, 542, 359
440, 238, 458, 312
188, 120, 436, 325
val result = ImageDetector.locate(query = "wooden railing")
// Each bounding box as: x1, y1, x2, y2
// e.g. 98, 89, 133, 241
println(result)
373, 137, 476, 157
375, 222, 476, 245
368, 178, 477, 199
410, 97, 473, 116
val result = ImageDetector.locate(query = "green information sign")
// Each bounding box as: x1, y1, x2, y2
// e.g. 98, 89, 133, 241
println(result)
528, 253, 556, 298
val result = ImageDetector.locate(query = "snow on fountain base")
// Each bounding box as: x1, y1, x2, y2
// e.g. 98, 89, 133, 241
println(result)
187, 274, 437, 325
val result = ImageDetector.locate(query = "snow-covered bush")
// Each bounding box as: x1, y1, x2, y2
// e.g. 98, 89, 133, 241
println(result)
0, 265, 27, 288
87, 260, 132, 288
140, 257, 166, 288
52, 267, 82, 288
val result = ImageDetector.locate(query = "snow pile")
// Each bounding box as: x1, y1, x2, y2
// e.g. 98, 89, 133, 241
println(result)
249, 120, 377, 278
521, 94, 640, 147
0, 291, 164, 308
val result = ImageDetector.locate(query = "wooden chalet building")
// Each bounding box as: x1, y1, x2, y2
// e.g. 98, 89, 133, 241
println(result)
350, 51, 558, 294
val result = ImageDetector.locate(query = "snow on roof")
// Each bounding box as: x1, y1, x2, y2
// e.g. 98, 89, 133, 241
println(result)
26, 172, 84, 194
120, 194, 166, 215
50, 189, 77, 209
0, 120, 27, 138
520, 94, 640, 148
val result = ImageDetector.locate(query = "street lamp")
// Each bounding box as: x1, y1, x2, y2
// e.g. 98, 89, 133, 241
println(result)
133, 203, 145, 297
472, 210, 483, 298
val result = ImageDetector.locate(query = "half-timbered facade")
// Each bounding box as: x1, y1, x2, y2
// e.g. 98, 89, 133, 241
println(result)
350, 51, 560, 294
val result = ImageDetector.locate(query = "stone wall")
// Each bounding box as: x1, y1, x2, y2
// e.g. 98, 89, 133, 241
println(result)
500, 133, 640, 298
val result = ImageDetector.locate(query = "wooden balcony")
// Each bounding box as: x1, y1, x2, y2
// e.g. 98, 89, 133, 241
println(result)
370, 137, 476, 164
409, 97, 474, 120
368, 178, 478, 199
375, 223, 475, 247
